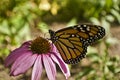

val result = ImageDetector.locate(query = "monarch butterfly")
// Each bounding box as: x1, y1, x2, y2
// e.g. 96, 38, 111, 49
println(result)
49, 24, 105, 64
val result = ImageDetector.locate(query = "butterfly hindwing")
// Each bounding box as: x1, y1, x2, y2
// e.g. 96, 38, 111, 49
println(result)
54, 35, 87, 64
49, 24, 105, 64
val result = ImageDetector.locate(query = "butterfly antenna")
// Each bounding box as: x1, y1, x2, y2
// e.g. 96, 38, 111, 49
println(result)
44, 32, 50, 40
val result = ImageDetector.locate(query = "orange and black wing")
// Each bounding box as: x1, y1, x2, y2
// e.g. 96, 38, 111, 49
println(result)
49, 24, 105, 64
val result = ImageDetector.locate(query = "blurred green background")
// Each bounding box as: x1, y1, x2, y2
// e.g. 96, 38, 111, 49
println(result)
0, 0, 120, 80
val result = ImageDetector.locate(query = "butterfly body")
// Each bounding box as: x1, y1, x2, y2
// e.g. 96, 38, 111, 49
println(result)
49, 24, 105, 64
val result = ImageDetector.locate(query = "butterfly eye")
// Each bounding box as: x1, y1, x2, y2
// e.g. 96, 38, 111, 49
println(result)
49, 24, 105, 64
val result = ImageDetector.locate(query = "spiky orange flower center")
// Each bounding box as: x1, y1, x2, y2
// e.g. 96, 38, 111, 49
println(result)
30, 37, 51, 54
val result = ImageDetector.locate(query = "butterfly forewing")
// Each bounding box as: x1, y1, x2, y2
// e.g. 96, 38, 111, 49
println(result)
49, 24, 105, 64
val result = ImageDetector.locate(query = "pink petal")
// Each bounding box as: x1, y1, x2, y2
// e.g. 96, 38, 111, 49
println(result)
5, 41, 30, 67
46, 54, 56, 76
32, 55, 42, 80
50, 43, 58, 53
51, 53, 70, 79
43, 54, 56, 80
10, 51, 32, 73
10, 52, 37, 76
50, 44, 63, 59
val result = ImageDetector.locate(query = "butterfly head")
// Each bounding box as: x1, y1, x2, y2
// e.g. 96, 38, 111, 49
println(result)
49, 29, 56, 43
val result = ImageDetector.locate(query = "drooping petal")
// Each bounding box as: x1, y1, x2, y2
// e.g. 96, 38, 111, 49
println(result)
10, 52, 37, 76
43, 54, 56, 80
5, 41, 30, 67
50, 44, 63, 60
50, 43, 70, 79
50, 43, 58, 53
51, 53, 70, 79
32, 55, 42, 80
47, 54, 56, 76
10, 51, 32, 73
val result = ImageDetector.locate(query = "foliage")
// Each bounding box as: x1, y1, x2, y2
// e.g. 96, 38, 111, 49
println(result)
76, 42, 120, 80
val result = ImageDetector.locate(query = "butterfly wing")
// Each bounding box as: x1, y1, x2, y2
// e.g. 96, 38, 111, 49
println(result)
49, 24, 105, 64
